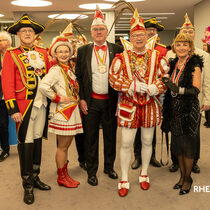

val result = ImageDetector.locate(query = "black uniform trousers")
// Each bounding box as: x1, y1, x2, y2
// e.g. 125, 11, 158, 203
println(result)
85, 98, 117, 177
0, 100, 9, 154
205, 110, 210, 125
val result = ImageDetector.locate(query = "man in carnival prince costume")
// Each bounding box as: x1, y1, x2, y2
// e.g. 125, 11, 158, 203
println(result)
2, 14, 51, 205
109, 9, 169, 197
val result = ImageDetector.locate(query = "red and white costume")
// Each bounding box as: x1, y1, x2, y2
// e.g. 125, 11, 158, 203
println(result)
39, 63, 83, 136
109, 9, 169, 197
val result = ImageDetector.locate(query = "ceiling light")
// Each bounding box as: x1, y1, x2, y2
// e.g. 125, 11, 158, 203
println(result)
115, 33, 129, 36
122, 12, 175, 16
11, 0, 52, 7
0, 14, 4, 17
116, 24, 130, 26
79, 3, 112, 10
105, 0, 144, 2
48, 14, 88, 20
118, 21, 130, 23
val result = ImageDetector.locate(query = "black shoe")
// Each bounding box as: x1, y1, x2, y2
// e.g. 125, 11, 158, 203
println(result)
34, 177, 51, 190
205, 123, 210, 128
192, 163, 200, 174
131, 159, 141, 170
173, 183, 182, 189
79, 162, 87, 171
0, 152, 9, 162
150, 157, 161, 167
24, 187, 34, 205
203, 121, 208, 126
104, 169, 118, 179
169, 163, 179, 172
88, 176, 98, 186
179, 177, 193, 195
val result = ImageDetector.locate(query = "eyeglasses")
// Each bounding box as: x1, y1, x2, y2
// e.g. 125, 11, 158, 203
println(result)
92, 28, 106, 32
131, 33, 146, 38
19, 29, 35, 34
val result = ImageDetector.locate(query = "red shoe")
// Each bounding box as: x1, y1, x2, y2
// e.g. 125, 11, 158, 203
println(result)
64, 162, 80, 185
57, 167, 78, 188
118, 181, 129, 197
139, 174, 150, 190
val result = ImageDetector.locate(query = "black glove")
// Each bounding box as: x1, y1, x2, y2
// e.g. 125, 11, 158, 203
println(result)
162, 77, 179, 93
161, 118, 170, 133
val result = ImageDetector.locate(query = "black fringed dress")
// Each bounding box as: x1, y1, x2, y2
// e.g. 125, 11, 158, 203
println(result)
162, 54, 203, 158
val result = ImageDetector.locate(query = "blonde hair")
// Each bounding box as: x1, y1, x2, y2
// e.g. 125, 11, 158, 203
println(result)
0, 31, 12, 45
171, 33, 194, 55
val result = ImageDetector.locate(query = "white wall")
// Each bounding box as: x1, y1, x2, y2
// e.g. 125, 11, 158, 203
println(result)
194, 0, 210, 50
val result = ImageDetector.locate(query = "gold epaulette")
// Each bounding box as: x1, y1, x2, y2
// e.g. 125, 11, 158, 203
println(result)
156, 43, 166, 48
6, 47, 19, 51
34, 44, 46, 50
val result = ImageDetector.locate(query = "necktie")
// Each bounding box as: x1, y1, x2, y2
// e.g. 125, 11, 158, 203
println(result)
95, 45, 107, 51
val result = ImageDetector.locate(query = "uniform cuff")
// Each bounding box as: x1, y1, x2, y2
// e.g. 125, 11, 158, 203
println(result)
52, 94, 60, 103
5, 99, 20, 115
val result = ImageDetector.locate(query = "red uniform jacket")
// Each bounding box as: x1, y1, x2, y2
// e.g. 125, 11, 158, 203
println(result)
1, 45, 49, 141
155, 43, 167, 58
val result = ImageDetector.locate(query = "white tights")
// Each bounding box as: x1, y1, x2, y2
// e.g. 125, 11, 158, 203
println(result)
120, 127, 155, 181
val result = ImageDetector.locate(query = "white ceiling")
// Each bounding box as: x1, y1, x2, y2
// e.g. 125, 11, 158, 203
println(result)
0, 0, 202, 33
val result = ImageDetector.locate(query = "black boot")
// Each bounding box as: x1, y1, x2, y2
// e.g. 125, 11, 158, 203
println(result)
150, 154, 161, 167
131, 157, 141, 169
18, 143, 34, 205
33, 138, 51, 190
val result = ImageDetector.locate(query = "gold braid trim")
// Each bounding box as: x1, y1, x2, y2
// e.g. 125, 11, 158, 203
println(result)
59, 66, 79, 103
10, 51, 37, 90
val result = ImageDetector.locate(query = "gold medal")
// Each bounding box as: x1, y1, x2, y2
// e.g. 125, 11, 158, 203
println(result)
98, 63, 107, 73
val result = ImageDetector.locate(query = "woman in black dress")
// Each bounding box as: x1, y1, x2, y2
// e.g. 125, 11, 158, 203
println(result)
162, 33, 203, 195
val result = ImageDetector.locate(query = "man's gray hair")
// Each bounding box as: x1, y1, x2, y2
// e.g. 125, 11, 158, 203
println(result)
0, 31, 12, 44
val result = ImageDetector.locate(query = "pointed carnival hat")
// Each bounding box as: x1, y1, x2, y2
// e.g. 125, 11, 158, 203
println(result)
180, 13, 194, 30
144, 17, 164, 31
130, 9, 146, 34
49, 36, 73, 57
7, 14, 45, 35
61, 22, 74, 37
91, 5, 107, 27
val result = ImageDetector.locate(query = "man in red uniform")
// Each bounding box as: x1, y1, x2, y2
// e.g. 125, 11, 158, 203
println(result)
2, 14, 51, 205
131, 17, 167, 169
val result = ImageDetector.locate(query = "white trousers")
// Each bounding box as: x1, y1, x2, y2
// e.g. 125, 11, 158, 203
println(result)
120, 126, 155, 181
25, 105, 46, 143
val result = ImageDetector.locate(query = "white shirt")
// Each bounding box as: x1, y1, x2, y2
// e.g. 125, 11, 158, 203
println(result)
91, 42, 110, 94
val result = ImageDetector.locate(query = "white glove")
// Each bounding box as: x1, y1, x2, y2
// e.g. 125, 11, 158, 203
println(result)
129, 80, 148, 94
147, 84, 159, 96
136, 80, 148, 94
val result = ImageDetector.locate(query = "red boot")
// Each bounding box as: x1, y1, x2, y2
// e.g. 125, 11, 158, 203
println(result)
64, 162, 80, 185
57, 167, 78, 188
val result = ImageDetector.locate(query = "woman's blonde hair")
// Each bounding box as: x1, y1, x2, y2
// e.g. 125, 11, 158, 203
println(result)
171, 33, 194, 56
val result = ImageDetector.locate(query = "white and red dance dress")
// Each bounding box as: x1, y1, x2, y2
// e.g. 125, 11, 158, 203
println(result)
40, 62, 83, 136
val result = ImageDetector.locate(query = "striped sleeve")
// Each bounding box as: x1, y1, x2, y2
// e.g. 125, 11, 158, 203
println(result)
109, 55, 132, 93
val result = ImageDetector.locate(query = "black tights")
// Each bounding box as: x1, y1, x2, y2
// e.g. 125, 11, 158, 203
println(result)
177, 155, 193, 190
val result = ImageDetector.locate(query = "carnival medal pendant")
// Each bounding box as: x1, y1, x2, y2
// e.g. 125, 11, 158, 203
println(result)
34, 68, 43, 76
98, 63, 107, 74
